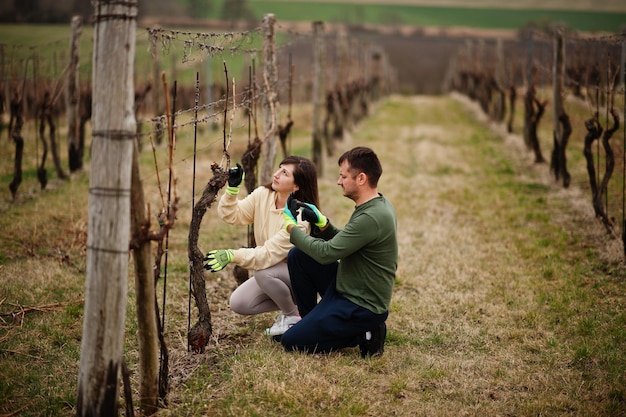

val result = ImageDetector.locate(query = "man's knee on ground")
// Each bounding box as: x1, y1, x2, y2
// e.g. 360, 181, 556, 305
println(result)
280, 330, 295, 351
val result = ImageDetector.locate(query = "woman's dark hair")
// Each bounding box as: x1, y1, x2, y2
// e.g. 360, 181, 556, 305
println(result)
264, 155, 320, 207
338, 146, 382, 187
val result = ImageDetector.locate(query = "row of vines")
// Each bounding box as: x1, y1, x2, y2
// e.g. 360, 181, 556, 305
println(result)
450, 26, 626, 256
0, 17, 395, 200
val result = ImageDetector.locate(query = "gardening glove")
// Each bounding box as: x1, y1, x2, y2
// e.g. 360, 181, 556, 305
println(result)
297, 202, 328, 228
204, 249, 234, 272
286, 192, 300, 220
226, 163, 245, 195
283, 203, 297, 233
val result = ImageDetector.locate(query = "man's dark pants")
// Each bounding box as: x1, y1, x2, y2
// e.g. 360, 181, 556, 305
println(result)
281, 247, 387, 354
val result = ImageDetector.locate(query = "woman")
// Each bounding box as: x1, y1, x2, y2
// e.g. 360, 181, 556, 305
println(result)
204, 155, 319, 338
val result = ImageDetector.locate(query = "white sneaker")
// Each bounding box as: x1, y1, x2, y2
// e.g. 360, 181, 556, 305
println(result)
264, 313, 301, 336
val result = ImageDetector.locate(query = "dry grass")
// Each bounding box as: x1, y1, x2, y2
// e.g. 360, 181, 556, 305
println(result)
1, 92, 626, 416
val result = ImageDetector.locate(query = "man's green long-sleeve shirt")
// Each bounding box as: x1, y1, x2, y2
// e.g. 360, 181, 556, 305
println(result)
289, 194, 398, 314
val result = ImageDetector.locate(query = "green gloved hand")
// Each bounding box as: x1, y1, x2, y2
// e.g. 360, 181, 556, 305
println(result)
297, 202, 328, 228
226, 163, 245, 195
204, 249, 234, 272
283, 203, 297, 232
286, 193, 300, 220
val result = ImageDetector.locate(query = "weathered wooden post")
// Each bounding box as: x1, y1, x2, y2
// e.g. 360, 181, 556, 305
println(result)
150, 28, 164, 145
332, 30, 347, 140
550, 27, 571, 188
493, 38, 506, 122
523, 29, 534, 149
260, 13, 279, 184
312, 20, 325, 175
552, 29, 564, 151
66, 15, 82, 172
77, 0, 138, 415
619, 28, 626, 89
337, 30, 350, 133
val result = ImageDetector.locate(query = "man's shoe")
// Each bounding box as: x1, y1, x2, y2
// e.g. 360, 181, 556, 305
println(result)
265, 313, 301, 339
359, 322, 386, 358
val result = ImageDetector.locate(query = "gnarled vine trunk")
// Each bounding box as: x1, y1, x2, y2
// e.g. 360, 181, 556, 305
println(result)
187, 163, 228, 353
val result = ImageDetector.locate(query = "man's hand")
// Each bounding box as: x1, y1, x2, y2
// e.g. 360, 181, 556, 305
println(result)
226, 163, 245, 195
283, 203, 297, 232
203, 249, 234, 272
297, 202, 328, 228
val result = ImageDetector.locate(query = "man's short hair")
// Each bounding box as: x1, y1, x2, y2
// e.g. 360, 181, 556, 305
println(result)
338, 146, 382, 187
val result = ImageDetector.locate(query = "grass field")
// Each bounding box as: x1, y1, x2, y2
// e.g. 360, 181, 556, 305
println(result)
232, 0, 626, 32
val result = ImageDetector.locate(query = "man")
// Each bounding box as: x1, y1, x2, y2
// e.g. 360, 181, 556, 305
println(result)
282, 146, 398, 357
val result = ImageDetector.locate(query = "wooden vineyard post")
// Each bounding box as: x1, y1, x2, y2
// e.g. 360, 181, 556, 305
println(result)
260, 13, 279, 184
66, 15, 82, 172
359, 41, 371, 119
333, 31, 346, 141
551, 28, 571, 187
8, 90, 24, 200
150, 29, 164, 145
337, 30, 351, 133
77, 1, 137, 415
312, 20, 325, 175
371, 48, 382, 102
552, 29, 564, 156
523, 30, 534, 149
621, 34, 625, 89
494, 38, 506, 122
